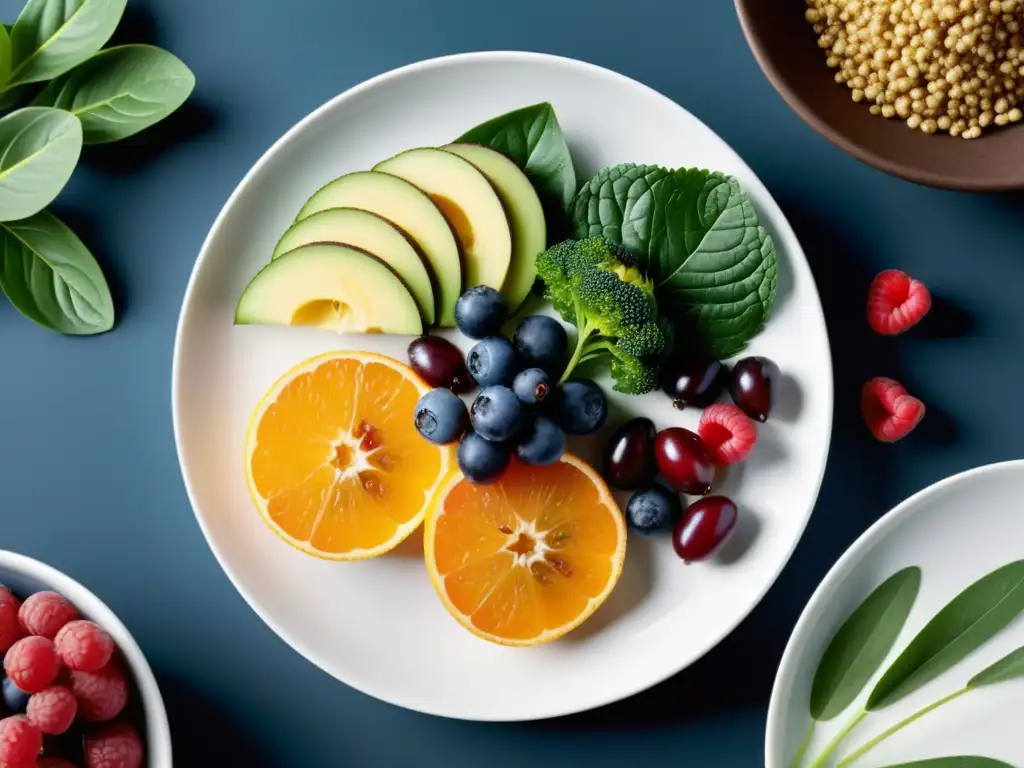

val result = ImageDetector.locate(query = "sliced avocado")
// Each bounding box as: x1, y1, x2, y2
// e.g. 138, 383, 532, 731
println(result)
297, 171, 460, 326
235, 243, 421, 336
272, 207, 435, 326
445, 143, 546, 313
373, 148, 512, 296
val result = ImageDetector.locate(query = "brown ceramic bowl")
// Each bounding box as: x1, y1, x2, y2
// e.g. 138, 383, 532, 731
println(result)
735, 0, 1024, 190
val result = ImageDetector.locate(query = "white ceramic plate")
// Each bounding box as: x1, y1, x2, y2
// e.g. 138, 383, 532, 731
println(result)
172, 52, 832, 721
767, 460, 1024, 767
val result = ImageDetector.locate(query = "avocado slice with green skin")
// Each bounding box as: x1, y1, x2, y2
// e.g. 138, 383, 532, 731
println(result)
235, 243, 422, 336
297, 171, 460, 326
444, 143, 546, 314
373, 148, 512, 297
272, 207, 436, 326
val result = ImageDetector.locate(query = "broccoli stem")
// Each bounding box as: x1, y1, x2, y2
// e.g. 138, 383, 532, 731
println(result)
560, 294, 602, 384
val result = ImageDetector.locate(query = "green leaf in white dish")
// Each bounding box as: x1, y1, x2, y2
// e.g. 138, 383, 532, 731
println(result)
876, 759, 1015, 768
0, 106, 82, 222
8, 0, 127, 87
0, 209, 113, 334
32, 44, 195, 144
572, 163, 777, 359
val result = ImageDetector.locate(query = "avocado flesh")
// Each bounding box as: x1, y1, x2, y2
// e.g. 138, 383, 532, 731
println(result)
373, 148, 512, 295
297, 171, 460, 326
445, 143, 546, 313
235, 243, 421, 335
273, 207, 435, 326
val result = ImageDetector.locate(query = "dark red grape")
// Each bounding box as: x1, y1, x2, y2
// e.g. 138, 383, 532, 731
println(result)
729, 356, 780, 422
654, 428, 715, 495
408, 336, 472, 393
661, 357, 727, 409
672, 496, 738, 562
602, 418, 657, 490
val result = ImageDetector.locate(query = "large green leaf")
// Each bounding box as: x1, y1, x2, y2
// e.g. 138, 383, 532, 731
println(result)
810, 567, 922, 721
868, 559, 1024, 710
32, 44, 195, 144
572, 163, 777, 359
0, 209, 113, 334
878, 759, 1015, 768
455, 102, 576, 215
967, 645, 1024, 688
8, 0, 127, 87
0, 107, 82, 222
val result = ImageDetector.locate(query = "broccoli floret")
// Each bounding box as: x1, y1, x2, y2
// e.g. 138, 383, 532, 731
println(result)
535, 237, 668, 395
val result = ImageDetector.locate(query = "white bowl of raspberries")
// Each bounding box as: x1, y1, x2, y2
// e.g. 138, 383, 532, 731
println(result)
0, 551, 171, 768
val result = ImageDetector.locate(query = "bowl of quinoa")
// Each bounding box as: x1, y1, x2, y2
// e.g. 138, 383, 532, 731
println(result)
735, 0, 1024, 190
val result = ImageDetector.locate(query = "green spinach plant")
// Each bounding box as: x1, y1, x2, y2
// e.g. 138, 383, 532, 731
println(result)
0, 0, 194, 335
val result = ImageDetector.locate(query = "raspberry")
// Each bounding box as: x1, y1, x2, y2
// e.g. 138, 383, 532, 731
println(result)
18, 592, 78, 640
0, 715, 41, 767
0, 588, 24, 653
867, 269, 931, 335
697, 403, 758, 466
861, 377, 926, 442
26, 686, 77, 735
3, 637, 61, 693
85, 722, 143, 768
68, 665, 127, 722
54, 621, 113, 673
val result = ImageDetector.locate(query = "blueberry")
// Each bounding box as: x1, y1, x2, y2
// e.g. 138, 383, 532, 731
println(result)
512, 367, 552, 406
457, 431, 511, 484
466, 336, 518, 387
470, 386, 523, 442
514, 316, 567, 375
555, 379, 608, 435
626, 484, 682, 535
414, 389, 468, 444
3, 677, 28, 712
455, 286, 508, 339
516, 416, 566, 466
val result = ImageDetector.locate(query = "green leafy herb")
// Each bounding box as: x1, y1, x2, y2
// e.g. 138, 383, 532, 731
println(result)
572, 163, 777, 359
32, 44, 195, 144
876, 759, 1015, 768
455, 101, 576, 217
967, 645, 1024, 688
868, 559, 1024, 710
0, 209, 113, 334
8, 0, 126, 87
810, 567, 922, 721
0, 106, 81, 222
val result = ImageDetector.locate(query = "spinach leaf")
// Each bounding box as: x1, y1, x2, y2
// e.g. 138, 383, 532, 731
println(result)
0, 107, 82, 222
868, 559, 1024, 710
573, 163, 777, 359
33, 45, 195, 144
455, 102, 576, 218
877, 759, 1015, 768
810, 567, 922, 721
9, 0, 127, 87
967, 645, 1024, 688
0, 209, 113, 334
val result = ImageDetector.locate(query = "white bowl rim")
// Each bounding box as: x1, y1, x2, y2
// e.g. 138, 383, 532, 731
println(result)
172, 49, 834, 720
764, 458, 1024, 766
0, 549, 171, 765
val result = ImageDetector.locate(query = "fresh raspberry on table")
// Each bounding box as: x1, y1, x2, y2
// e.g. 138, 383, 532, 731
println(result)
84, 722, 143, 768
861, 377, 926, 442
697, 403, 758, 466
0, 587, 25, 653
18, 592, 78, 640
54, 620, 113, 673
0, 715, 42, 767
26, 685, 77, 735
3, 636, 61, 693
867, 269, 932, 335
68, 665, 128, 722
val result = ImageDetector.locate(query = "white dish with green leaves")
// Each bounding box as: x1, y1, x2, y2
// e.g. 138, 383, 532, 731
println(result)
769, 460, 1024, 768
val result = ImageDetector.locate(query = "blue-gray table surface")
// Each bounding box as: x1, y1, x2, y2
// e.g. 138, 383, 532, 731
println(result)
1, 0, 1021, 764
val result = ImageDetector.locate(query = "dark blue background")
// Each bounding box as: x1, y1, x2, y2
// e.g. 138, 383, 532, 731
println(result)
1, 0, 1020, 764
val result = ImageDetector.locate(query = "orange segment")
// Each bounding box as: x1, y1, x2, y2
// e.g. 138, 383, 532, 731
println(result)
424, 454, 627, 646
244, 351, 452, 560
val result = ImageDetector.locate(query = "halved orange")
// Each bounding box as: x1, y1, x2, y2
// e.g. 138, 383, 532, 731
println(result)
244, 351, 452, 560
424, 454, 627, 646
